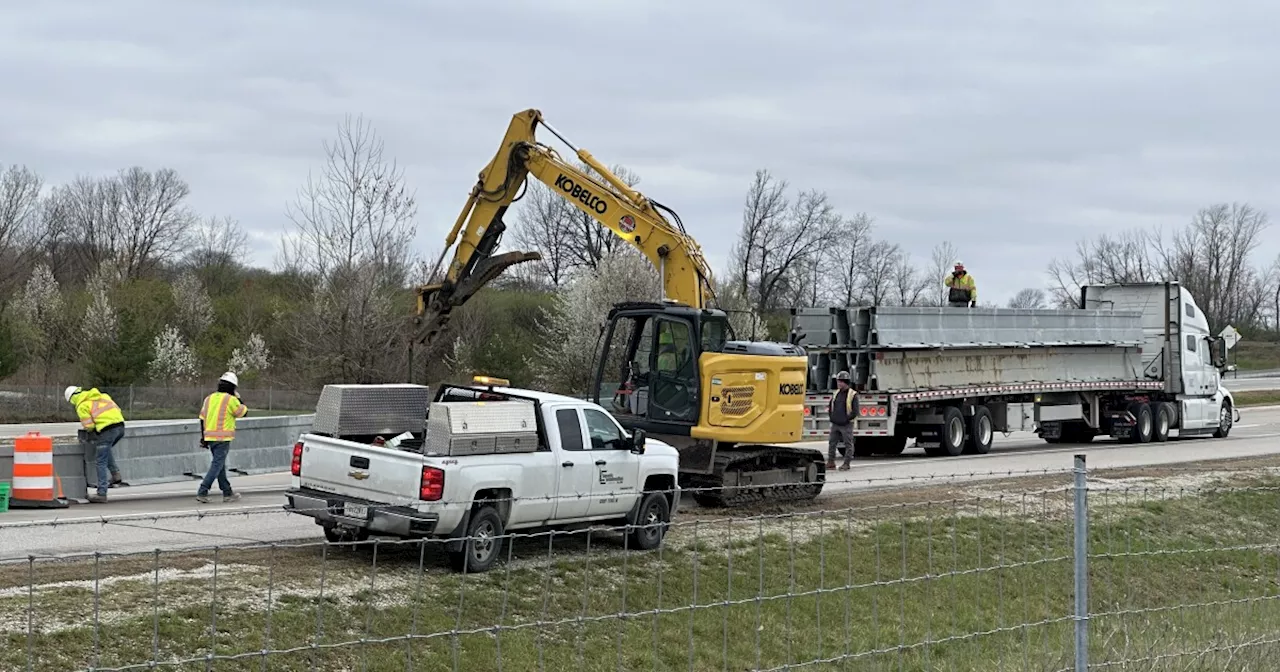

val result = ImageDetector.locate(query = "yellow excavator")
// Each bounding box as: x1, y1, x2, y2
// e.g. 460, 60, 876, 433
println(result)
414, 109, 824, 506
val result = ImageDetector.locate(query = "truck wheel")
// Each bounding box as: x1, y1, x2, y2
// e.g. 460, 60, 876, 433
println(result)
964, 406, 993, 455
448, 506, 504, 573
1128, 402, 1154, 444
1213, 401, 1233, 438
1153, 404, 1171, 442
628, 492, 671, 551
935, 407, 966, 457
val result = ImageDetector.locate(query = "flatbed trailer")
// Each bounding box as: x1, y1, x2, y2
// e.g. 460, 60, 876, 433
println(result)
792, 282, 1239, 456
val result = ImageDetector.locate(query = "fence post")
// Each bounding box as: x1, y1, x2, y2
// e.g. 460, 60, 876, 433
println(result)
1073, 453, 1089, 671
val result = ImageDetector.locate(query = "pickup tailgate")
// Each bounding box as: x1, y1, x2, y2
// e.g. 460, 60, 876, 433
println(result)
297, 433, 424, 503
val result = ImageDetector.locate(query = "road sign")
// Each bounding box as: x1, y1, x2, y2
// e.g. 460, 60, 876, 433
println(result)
1219, 325, 1241, 349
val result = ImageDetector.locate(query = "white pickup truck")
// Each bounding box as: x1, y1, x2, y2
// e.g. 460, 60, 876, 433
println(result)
283, 381, 682, 572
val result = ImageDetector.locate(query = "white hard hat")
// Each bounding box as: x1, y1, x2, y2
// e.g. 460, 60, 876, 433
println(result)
954, 260, 965, 267
64, 386, 79, 403
220, 371, 239, 387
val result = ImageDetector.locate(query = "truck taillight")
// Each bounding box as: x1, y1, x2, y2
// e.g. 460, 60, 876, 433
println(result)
291, 441, 303, 476
420, 466, 444, 501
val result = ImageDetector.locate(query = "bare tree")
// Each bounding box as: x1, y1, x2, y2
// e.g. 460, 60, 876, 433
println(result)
0, 165, 44, 300
281, 115, 419, 383
730, 171, 843, 316
889, 251, 931, 306
1047, 229, 1157, 307
927, 241, 960, 307
48, 167, 197, 281
511, 178, 575, 287
826, 213, 875, 306
1153, 203, 1269, 331
861, 240, 901, 306
188, 216, 249, 272
1007, 287, 1047, 309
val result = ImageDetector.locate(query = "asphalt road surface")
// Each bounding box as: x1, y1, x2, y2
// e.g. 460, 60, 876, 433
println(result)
3, 404, 1278, 560
1222, 376, 1280, 392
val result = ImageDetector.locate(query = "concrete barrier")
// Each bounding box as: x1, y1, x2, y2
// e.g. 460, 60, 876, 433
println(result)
0, 415, 314, 498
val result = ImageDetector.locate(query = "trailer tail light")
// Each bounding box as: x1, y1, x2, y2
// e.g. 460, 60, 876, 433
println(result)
420, 466, 445, 501
291, 441, 303, 476
877, 406, 887, 416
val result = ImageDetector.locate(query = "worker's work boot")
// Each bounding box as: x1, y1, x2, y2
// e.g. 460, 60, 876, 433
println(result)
223, 493, 242, 504
87, 492, 108, 503
826, 460, 837, 470
110, 471, 123, 486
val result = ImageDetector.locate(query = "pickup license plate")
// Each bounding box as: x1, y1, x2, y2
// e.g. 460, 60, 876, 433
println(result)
344, 503, 369, 519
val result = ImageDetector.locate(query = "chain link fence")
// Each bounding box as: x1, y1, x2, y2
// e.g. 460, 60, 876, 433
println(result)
0, 384, 319, 422
2, 458, 1280, 670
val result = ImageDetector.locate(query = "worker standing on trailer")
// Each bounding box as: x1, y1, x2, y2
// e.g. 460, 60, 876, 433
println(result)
827, 371, 856, 471
945, 260, 977, 308
197, 372, 248, 503
65, 385, 126, 503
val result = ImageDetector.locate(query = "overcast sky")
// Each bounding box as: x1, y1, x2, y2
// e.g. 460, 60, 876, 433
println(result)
2, 0, 1277, 305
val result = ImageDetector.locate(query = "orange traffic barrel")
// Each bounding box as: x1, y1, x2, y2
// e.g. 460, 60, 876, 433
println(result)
9, 432, 68, 509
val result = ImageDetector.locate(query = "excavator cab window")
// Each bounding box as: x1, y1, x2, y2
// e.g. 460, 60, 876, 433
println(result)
595, 309, 701, 431
649, 318, 698, 423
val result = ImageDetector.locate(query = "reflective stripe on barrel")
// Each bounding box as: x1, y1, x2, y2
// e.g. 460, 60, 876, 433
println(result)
12, 432, 55, 501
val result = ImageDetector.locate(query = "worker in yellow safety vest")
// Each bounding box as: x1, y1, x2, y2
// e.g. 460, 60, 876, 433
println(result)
65, 385, 127, 503
196, 372, 248, 503
945, 260, 978, 308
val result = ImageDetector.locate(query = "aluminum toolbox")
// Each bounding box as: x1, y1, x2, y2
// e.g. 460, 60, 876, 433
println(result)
425, 401, 539, 456
312, 384, 431, 436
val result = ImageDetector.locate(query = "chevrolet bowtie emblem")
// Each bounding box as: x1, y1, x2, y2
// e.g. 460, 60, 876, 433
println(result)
348, 471, 369, 480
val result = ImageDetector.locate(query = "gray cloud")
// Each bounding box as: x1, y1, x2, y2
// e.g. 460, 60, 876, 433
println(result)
1, 0, 1276, 303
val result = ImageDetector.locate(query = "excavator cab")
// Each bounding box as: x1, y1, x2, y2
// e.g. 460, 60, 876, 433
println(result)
591, 302, 731, 436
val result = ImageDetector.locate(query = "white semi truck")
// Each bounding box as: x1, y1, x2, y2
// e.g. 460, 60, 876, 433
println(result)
792, 282, 1239, 456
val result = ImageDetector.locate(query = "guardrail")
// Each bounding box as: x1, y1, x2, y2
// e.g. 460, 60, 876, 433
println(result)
0, 415, 314, 500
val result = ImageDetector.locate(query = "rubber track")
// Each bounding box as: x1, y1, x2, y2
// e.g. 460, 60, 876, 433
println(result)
685, 446, 826, 508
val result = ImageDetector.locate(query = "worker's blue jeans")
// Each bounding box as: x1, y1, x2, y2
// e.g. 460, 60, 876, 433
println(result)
198, 441, 234, 497
93, 425, 124, 496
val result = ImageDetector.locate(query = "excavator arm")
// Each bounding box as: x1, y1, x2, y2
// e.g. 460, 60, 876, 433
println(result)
414, 108, 715, 347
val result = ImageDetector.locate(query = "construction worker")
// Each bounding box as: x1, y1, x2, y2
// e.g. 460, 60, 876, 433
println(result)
827, 371, 856, 471
196, 372, 248, 503
945, 260, 977, 308
64, 385, 125, 503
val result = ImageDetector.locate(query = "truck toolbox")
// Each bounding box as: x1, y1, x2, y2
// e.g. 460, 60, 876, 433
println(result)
426, 400, 539, 456
313, 383, 431, 436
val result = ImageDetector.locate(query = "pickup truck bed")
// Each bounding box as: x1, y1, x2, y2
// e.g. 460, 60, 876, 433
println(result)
283, 383, 682, 572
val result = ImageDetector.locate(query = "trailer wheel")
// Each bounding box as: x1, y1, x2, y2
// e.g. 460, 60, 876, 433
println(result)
1153, 404, 1171, 442
1128, 402, 1154, 444
931, 407, 966, 457
964, 406, 993, 455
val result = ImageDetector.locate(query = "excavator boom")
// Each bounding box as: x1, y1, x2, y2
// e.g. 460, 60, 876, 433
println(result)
415, 109, 714, 348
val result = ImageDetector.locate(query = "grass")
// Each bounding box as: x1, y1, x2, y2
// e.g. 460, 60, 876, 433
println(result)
1230, 390, 1280, 407
7, 469, 1280, 671
1232, 340, 1280, 371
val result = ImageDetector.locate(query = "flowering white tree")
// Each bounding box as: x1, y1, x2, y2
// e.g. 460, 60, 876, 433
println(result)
530, 250, 660, 393
81, 263, 120, 350
14, 263, 66, 383
227, 333, 271, 378
171, 271, 214, 341
148, 324, 199, 384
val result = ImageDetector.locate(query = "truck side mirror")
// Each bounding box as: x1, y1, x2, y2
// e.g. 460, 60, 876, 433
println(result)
630, 429, 647, 454
1210, 338, 1228, 368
